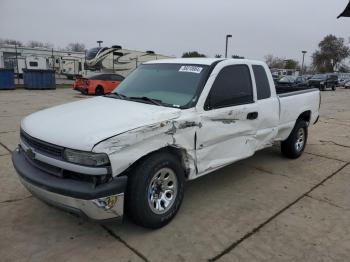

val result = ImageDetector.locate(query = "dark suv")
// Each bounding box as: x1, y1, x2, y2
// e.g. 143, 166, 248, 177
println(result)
308, 74, 338, 91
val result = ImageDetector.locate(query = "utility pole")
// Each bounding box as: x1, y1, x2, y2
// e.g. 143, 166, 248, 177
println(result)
112, 52, 115, 73
14, 43, 20, 85
225, 34, 232, 58
301, 51, 307, 75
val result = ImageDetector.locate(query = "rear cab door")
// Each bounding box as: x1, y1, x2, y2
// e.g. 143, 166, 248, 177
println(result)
195, 60, 261, 174
251, 64, 279, 150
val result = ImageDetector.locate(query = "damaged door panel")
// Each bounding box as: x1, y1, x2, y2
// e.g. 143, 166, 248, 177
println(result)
196, 104, 259, 174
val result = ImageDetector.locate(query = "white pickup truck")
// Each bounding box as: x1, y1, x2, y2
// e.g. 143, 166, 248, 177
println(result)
12, 58, 320, 228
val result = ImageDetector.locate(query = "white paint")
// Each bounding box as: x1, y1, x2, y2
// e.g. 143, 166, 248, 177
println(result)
21, 58, 320, 180
179, 65, 203, 74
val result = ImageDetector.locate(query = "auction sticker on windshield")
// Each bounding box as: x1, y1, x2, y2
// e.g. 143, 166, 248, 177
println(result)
179, 65, 203, 74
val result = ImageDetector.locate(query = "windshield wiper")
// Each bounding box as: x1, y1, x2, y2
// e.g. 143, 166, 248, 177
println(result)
104, 92, 127, 100
128, 96, 163, 106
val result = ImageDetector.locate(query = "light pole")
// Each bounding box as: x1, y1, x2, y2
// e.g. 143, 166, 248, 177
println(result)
97, 40, 103, 47
225, 34, 232, 58
112, 52, 115, 73
301, 51, 307, 75
14, 43, 20, 85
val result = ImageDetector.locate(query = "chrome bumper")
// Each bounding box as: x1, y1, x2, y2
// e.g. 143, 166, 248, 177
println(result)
12, 147, 127, 221
21, 178, 124, 220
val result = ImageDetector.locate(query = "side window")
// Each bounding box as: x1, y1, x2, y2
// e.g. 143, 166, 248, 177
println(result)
100, 74, 110, 80
29, 61, 38, 67
253, 65, 271, 100
111, 74, 124, 81
117, 75, 125, 81
206, 65, 253, 110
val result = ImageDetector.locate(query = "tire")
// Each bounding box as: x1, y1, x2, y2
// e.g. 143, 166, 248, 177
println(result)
281, 120, 308, 159
332, 85, 336, 91
126, 151, 185, 229
95, 86, 104, 96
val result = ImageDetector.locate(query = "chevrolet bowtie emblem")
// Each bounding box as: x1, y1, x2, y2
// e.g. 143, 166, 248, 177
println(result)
26, 148, 36, 160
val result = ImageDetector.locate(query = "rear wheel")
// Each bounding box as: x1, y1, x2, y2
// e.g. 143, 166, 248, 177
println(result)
126, 152, 185, 229
281, 120, 308, 159
332, 85, 336, 91
95, 86, 104, 96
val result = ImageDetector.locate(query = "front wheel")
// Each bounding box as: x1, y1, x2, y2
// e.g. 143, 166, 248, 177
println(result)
95, 86, 104, 96
332, 85, 336, 91
126, 152, 185, 228
281, 120, 308, 159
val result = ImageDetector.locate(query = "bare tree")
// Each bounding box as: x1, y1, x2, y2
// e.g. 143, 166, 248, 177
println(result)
232, 55, 245, 59
264, 54, 285, 68
27, 40, 53, 49
182, 51, 206, 58
66, 42, 86, 52
0, 38, 23, 46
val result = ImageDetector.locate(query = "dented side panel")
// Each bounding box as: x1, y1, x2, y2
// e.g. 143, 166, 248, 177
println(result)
93, 111, 200, 179
196, 104, 259, 174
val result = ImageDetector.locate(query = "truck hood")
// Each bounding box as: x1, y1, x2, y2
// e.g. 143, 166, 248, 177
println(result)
21, 97, 181, 151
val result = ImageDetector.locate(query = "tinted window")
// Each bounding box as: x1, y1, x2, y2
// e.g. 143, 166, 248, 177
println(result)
206, 65, 253, 109
311, 74, 326, 80
110, 74, 124, 81
86, 47, 101, 60
88, 74, 107, 80
29, 61, 38, 67
253, 65, 271, 100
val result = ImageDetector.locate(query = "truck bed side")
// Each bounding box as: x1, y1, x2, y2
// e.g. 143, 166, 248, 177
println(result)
275, 88, 320, 141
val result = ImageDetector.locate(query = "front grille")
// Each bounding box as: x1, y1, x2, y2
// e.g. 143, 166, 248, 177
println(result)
23, 151, 63, 177
20, 130, 64, 158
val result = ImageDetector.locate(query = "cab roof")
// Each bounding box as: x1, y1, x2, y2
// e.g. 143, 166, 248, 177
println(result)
144, 58, 266, 66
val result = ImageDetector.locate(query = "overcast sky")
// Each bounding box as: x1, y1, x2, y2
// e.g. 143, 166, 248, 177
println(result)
1, 0, 349, 65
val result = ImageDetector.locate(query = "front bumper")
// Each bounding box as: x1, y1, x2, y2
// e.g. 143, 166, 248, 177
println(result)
73, 86, 88, 94
12, 148, 127, 220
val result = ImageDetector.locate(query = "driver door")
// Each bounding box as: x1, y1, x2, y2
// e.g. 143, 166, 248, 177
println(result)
196, 64, 260, 174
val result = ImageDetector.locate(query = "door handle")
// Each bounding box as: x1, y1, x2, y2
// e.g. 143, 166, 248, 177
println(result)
247, 112, 258, 120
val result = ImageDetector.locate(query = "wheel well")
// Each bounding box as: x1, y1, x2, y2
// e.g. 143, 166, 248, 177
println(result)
121, 146, 191, 179
297, 110, 311, 124
96, 85, 104, 91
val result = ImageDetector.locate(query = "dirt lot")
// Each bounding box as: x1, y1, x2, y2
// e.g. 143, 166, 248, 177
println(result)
0, 88, 350, 262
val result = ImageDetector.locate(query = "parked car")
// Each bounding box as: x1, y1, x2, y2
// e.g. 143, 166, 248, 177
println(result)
338, 77, 350, 87
277, 75, 307, 88
271, 74, 280, 85
345, 81, 350, 88
72, 76, 85, 90
12, 58, 320, 229
74, 73, 125, 95
308, 74, 338, 91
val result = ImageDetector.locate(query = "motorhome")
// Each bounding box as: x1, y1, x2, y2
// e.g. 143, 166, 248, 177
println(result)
84, 46, 172, 77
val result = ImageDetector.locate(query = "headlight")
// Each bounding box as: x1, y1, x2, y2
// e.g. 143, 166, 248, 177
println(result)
320, 81, 325, 85
63, 149, 110, 167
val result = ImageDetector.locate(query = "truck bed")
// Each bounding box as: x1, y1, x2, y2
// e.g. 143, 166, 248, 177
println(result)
276, 86, 316, 96
275, 87, 320, 141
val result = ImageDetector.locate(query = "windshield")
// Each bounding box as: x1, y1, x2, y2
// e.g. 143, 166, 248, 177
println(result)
311, 74, 326, 80
87, 74, 106, 80
279, 76, 296, 83
113, 63, 209, 108
86, 47, 101, 60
